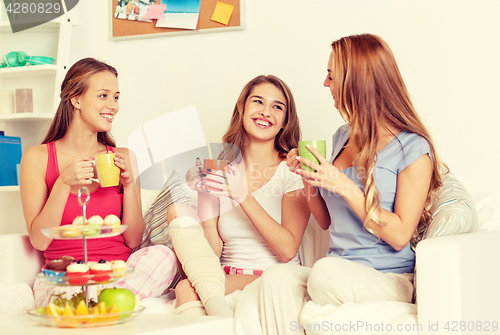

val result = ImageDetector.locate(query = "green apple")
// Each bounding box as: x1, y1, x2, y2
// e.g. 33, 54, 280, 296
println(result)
98, 288, 136, 313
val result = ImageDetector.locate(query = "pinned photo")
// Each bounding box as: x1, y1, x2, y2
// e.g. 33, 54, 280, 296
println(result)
155, 0, 201, 30
114, 0, 157, 22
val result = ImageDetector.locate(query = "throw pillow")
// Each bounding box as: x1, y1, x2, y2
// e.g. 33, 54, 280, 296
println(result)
134, 170, 195, 289
423, 172, 479, 239
413, 172, 479, 303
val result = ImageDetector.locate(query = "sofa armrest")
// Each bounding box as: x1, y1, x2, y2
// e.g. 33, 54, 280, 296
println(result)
416, 230, 500, 334
0, 234, 44, 288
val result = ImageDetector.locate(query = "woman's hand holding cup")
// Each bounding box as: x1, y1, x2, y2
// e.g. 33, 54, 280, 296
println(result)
203, 161, 249, 204
113, 153, 133, 188
60, 157, 95, 187
185, 157, 206, 193
286, 148, 301, 172
297, 140, 327, 172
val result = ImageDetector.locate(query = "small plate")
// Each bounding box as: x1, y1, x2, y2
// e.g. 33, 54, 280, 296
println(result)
41, 225, 127, 240
36, 266, 133, 286
28, 305, 145, 328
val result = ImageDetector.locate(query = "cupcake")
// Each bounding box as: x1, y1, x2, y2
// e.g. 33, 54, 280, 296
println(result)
87, 215, 104, 225
90, 260, 113, 283
65, 262, 90, 285
72, 216, 85, 225
110, 260, 127, 278
104, 214, 121, 233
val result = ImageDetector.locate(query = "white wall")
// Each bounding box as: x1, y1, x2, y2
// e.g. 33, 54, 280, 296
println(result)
68, 0, 499, 196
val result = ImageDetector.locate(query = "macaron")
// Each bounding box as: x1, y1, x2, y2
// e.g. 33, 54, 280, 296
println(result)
82, 223, 101, 237
60, 225, 82, 238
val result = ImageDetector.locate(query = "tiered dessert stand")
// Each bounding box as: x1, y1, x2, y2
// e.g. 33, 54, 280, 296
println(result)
28, 187, 144, 328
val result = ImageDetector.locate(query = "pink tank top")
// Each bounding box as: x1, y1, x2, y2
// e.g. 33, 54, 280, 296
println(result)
43, 141, 131, 262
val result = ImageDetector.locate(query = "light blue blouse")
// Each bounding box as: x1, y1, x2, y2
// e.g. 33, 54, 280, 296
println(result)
319, 124, 431, 274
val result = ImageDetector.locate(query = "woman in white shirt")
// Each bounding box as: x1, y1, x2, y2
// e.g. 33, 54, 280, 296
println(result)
167, 75, 310, 316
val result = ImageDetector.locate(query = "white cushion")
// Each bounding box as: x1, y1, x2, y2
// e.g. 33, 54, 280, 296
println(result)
0, 283, 36, 317
416, 230, 500, 331
0, 234, 44, 287
473, 192, 500, 232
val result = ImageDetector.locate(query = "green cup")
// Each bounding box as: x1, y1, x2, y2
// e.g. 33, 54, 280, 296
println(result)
298, 140, 326, 172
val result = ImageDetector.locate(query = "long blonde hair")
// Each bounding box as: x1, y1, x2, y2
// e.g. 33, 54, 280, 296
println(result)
219, 75, 301, 162
330, 34, 445, 245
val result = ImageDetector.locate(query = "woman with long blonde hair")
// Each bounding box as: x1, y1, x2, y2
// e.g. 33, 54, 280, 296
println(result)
259, 34, 446, 334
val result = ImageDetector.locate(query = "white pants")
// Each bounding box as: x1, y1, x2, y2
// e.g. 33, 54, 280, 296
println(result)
260, 257, 414, 335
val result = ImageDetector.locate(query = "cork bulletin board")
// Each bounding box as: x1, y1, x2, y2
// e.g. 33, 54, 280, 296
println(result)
111, 0, 243, 40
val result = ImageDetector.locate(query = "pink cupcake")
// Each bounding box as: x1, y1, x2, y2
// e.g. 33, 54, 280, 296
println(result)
65, 262, 90, 285
90, 261, 113, 283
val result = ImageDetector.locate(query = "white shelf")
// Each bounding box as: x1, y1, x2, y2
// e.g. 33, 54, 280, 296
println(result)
0, 113, 53, 122
0, 186, 20, 192
0, 64, 58, 78
0, 17, 69, 33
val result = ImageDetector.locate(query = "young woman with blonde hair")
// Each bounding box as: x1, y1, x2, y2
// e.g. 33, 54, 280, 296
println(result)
167, 75, 310, 317
258, 34, 446, 334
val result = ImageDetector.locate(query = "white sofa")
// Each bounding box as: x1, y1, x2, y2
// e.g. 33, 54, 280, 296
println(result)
1, 191, 499, 335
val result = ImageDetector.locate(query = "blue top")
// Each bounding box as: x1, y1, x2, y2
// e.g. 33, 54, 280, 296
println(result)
320, 124, 431, 274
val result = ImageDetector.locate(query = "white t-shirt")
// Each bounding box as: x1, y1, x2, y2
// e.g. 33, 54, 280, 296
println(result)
218, 161, 304, 270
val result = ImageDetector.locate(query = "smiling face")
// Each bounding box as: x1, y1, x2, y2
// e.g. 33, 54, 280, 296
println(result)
323, 52, 338, 109
71, 71, 120, 132
242, 82, 287, 143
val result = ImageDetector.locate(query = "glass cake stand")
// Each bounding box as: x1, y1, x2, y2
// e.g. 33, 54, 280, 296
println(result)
29, 187, 143, 328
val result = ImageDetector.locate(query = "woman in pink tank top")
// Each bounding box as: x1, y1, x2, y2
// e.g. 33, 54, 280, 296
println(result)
19, 58, 177, 307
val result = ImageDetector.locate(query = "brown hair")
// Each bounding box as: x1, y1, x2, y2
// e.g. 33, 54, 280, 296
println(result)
330, 34, 446, 245
219, 75, 301, 162
42, 58, 118, 146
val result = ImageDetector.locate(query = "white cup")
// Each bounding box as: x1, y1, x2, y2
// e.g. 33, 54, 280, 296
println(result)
0, 90, 15, 114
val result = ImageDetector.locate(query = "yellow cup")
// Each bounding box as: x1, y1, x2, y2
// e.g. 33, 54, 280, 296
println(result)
90, 153, 120, 187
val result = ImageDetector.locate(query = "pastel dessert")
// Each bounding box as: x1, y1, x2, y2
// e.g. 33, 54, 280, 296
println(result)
104, 214, 121, 233
45, 256, 74, 272
72, 216, 85, 225
82, 223, 101, 237
90, 260, 113, 283
65, 262, 90, 285
59, 225, 82, 238
43, 256, 74, 283
110, 260, 127, 278
87, 215, 104, 225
